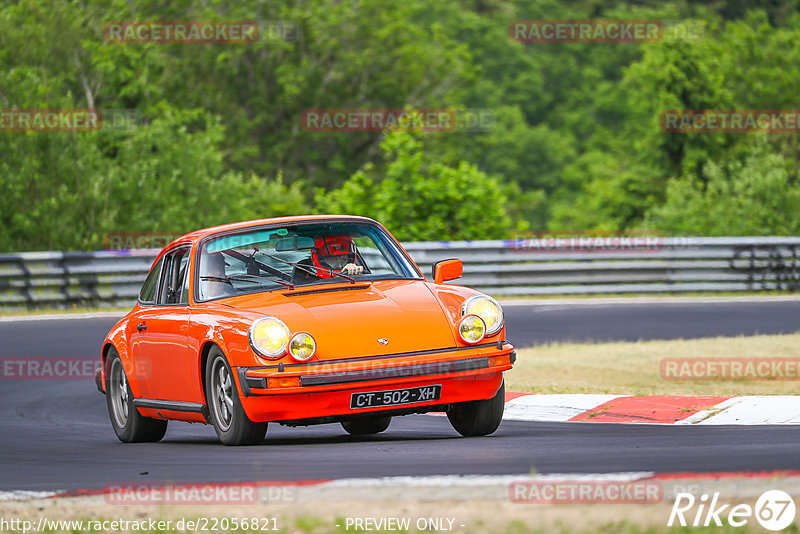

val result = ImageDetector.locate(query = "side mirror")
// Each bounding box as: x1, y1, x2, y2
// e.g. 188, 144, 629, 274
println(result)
432, 259, 463, 284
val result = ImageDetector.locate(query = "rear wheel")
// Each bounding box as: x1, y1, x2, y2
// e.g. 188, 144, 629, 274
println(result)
106, 349, 167, 443
341, 416, 392, 435
447, 381, 505, 437
205, 346, 267, 446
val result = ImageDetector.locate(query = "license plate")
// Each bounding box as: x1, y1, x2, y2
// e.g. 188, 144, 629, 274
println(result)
350, 384, 441, 409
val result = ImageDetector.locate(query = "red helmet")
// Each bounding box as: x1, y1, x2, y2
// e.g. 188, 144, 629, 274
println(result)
311, 235, 356, 278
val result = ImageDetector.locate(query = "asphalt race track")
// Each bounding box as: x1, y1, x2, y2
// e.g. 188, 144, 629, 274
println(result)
1, 299, 799, 491
503, 298, 800, 346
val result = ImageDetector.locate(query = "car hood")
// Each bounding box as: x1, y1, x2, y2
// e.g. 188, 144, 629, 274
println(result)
222, 280, 457, 360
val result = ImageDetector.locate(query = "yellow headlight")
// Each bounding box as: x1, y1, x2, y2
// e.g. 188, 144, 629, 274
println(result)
249, 317, 290, 359
288, 332, 316, 362
462, 295, 504, 335
459, 315, 486, 344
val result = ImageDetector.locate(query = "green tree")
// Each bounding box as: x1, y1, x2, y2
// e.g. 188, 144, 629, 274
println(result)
316, 132, 517, 241
643, 137, 800, 235
2, 0, 800, 252
0, 105, 306, 251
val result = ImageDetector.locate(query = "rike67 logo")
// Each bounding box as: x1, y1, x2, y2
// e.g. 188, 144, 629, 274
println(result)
669, 490, 797, 531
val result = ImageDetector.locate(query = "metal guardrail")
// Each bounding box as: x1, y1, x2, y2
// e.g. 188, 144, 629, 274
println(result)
1, 237, 799, 309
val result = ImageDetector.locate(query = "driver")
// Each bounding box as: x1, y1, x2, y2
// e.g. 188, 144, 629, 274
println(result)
310, 235, 364, 277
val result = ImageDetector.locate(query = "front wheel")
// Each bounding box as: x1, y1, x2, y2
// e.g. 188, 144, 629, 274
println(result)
106, 349, 167, 443
341, 416, 392, 435
447, 380, 505, 437
205, 347, 267, 446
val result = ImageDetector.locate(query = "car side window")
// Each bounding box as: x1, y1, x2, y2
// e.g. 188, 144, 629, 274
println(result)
157, 247, 191, 305
352, 236, 393, 275
139, 257, 163, 304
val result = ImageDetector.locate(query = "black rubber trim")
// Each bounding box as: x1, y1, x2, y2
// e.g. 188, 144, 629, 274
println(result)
300, 357, 489, 387
237, 367, 253, 397
246, 376, 267, 390
132, 399, 206, 413
94, 367, 104, 394
510, 351, 516, 364
246, 341, 509, 372
282, 285, 371, 297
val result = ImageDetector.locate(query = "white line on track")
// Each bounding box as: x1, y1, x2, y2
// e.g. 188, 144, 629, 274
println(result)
498, 295, 800, 307
0, 490, 57, 501
0, 311, 126, 323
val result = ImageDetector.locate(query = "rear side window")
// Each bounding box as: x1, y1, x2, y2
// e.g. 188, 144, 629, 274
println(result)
139, 257, 163, 304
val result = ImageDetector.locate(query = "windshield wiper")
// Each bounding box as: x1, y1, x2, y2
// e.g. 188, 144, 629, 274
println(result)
201, 275, 257, 284
201, 275, 294, 289
254, 250, 356, 284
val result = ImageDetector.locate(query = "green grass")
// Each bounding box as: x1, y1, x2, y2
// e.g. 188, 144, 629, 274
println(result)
508, 333, 800, 396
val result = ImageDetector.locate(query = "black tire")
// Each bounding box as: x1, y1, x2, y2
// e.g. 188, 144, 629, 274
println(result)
205, 346, 267, 446
446, 380, 505, 437
105, 348, 167, 443
341, 416, 392, 435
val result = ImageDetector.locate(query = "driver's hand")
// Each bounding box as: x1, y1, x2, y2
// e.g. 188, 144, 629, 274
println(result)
341, 263, 364, 275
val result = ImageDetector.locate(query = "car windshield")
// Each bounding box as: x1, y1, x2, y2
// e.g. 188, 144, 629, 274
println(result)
196, 221, 421, 300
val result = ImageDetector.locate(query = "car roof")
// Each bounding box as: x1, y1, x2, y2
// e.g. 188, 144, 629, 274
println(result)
167, 215, 378, 248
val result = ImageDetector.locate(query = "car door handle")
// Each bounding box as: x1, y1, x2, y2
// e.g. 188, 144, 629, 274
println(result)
137, 323, 147, 332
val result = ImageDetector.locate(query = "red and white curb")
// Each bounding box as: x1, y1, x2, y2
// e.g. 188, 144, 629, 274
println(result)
503, 393, 800, 425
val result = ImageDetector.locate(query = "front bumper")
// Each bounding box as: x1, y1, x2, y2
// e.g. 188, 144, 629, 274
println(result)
234, 341, 515, 423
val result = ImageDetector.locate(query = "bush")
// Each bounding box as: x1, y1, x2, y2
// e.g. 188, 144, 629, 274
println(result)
315, 132, 517, 241
643, 137, 800, 235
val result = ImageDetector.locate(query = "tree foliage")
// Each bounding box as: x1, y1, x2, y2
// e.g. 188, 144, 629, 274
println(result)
316, 132, 516, 241
1, 0, 799, 251
644, 137, 800, 235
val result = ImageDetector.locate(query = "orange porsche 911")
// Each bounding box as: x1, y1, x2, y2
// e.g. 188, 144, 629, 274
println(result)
95, 215, 515, 445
